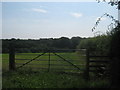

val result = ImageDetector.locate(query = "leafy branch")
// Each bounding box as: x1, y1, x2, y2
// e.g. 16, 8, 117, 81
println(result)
92, 13, 119, 32
96, 0, 119, 6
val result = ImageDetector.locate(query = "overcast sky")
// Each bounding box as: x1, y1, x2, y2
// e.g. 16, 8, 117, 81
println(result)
2, 2, 118, 39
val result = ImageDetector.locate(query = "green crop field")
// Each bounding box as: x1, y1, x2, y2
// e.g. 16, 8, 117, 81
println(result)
2, 52, 110, 88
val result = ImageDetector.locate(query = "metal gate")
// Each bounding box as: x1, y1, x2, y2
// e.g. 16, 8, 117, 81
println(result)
14, 49, 87, 73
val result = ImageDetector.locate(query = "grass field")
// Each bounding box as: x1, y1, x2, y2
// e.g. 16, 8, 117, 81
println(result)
2, 52, 110, 88
2, 52, 86, 73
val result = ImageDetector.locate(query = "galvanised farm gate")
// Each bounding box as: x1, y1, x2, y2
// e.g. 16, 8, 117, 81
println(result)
10, 49, 86, 73
8, 43, 111, 80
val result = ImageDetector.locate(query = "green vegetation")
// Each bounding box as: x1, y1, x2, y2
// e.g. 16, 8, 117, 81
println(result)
2, 70, 86, 88
2, 69, 110, 88
2, 33, 114, 88
2, 52, 86, 72
77, 25, 120, 87
2, 0, 120, 88
2, 36, 82, 53
3, 23, 118, 88
77, 35, 111, 55
109, 25, 120, 87
2, 52, 110, 88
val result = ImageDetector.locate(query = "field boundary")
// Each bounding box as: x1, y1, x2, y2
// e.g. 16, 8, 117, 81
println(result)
86, 50, 111, 80
8, 43, 111, 80
9, 45, 87, 71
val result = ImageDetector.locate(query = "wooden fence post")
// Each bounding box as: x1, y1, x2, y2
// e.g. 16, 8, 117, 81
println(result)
85, 49, 90, 80
48, 51, 50, 72
9, 40, 15, 71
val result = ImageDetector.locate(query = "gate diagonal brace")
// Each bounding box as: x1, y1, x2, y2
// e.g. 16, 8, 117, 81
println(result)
53, 52, 81, 71
16, 52, 46, 69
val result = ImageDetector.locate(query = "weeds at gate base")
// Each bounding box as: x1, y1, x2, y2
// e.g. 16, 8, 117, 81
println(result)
2, 68, 110, 88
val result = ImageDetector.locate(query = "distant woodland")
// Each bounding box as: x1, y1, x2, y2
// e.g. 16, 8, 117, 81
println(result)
2, 35, 111, 54
2, 37, 82, 53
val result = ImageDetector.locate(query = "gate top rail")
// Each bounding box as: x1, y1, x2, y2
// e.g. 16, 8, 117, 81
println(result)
89, 55, 111, 58
43, 49, 86, 52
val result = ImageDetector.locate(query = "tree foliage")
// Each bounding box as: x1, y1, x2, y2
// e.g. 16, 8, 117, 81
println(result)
109, 25, 120, 87
95, 0, 120, 87
2, 37, 82, 53
77, 35, 111, 55
96, 0, 119, 6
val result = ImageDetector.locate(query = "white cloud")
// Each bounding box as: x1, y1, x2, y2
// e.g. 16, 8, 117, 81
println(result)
71, 12, 82, 18
32, 8, 47, 13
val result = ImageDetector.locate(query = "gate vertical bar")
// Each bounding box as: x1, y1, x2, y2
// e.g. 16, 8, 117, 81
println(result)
9, 40, 15, 71
85, 49, 90, 80
48, 50, 50, 72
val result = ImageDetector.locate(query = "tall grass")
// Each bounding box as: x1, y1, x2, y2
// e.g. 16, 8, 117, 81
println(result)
2, 69, 86, 88
2, 69, 110, 88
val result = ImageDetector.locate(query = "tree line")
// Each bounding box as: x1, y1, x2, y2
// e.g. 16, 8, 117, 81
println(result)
2, 36, 83, 53
2, 34, 112, 55
2, 25, 120, 88
77, 34, 111, 55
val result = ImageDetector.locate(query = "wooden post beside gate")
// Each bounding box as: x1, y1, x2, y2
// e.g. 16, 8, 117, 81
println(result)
85, 49, 90, 80
48, 51, 50, 72
9, 40, 15, 71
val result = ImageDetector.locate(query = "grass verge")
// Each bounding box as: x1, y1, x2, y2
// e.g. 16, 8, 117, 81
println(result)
2, 69, 110, 88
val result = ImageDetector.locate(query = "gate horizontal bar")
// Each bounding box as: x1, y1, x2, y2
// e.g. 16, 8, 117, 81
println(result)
29, 67, 85, 71
16, 63, 85, 66
15, 59, 83, 61
89, 65, 106, 67
89, 56, 110, 58
89, 60, 109, 63
42, 49, 86, 52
